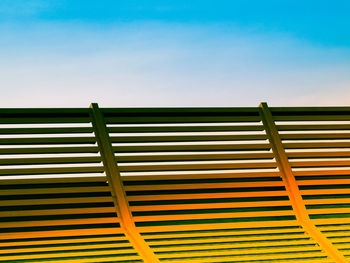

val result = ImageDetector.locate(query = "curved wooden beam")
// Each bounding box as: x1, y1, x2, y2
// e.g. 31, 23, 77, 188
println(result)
259, 102, 347, 263
90, 103, 160, 263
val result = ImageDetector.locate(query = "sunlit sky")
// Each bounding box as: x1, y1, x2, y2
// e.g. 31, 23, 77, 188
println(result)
1, 0, 350, 107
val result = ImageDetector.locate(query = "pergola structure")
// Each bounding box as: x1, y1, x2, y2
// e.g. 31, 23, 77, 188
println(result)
1, 103, 350, 262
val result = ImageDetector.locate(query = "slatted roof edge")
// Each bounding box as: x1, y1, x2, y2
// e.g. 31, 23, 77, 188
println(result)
1, 102, 350, 262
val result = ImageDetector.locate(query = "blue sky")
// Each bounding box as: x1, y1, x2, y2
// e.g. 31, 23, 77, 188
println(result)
1, 0, 350, 107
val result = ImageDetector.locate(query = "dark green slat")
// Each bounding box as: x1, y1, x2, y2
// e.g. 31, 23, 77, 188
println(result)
110, 134, 267, 143
0, 127, 93, 134
0, 157, 101, 166
290, 160, 350, 168
287, 151, 350, 158
0, 108, 89, 115
116, 153, 274, 162
0, 166, 104, 176
135, 216, 297, 226
277, 124, 350, 131
0, 146, 99, 155
0, 176, 107, 185
280, 133, 350, 140
283, 142, 350, 149
0, 137, 96, 145
269, 107, 350, 115
0, 248, 139, 260
0, 254, 140, 263
112, 144, 271, 153
122, 171, 280, 181
272, 116, 350, 121
104, 116, 261, 124
270, 107, 350, 114
108, 125, 264, 133
101, 107, 259, 115
118, 162, 277, 172
0, 117, 90, 124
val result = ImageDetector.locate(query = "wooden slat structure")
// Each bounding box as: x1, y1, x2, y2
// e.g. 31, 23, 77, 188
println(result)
1, 103, 350, 262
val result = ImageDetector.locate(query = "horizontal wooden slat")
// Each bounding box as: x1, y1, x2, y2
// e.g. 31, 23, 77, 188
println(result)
108, 125, 264, 133
0, 246, 136, 260
298, 179, 350, 185
0, 166, 104, 176
301, 189, 350, 196
278, 124, 350, 131
119, 162, 277, 172
307, 208, 350, 215
132, 210, 295, 222
160, 257, 332, 263
0, 207, 116, 217
127, 191, 288, 201
291, 160, 350, 168
0, 127, 93, 134
124, 181, 284, 191
281, 133, 350, 140
305, 199, 350, 205
0, 156, 101, 166
270, 107, 350, 113
130, 200, 292, 211
117, 152, 274, 162
0, 146, 99, 155
122, 171, 281, 181
288, 151, 350, 158
0, 243, 135, 255
142, 228, 305, 239
10, 256, 143, 263
105, 116, 261, 124
273, 115, 350, 121
0, 235, 127, 248
156, 249, 326, 260
294, 169, 350, 176
284, 142, 350, 149
153, 243, 321, 253
113, 143, 271, 153
312, 218, 350, 225
0, 137, 95, 145
0, 117, 90, 124
0, 196, 113, 206
0, 228, 124, 240
0, 217, 120, 228
111, 134, 267, 143
102, 107, 260, 115
0, 248, 137, 261
136, 220, 301, 233
0, 186, 110, 195
0, 108, 89, 115
0, 176, 107, 185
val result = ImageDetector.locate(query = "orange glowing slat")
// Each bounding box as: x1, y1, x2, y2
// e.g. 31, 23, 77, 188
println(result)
127, 191, 289, 201
0, 228, 124, 240
0, 217, 120, 228
130, 200, 292, 211
124, 181, 285, 191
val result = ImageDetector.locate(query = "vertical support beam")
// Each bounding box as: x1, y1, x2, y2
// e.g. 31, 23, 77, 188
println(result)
259, 102, 347, 263
90, 103, 160, 263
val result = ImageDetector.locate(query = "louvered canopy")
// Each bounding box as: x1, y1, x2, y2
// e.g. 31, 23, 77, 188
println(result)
1, 103, 350, 262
